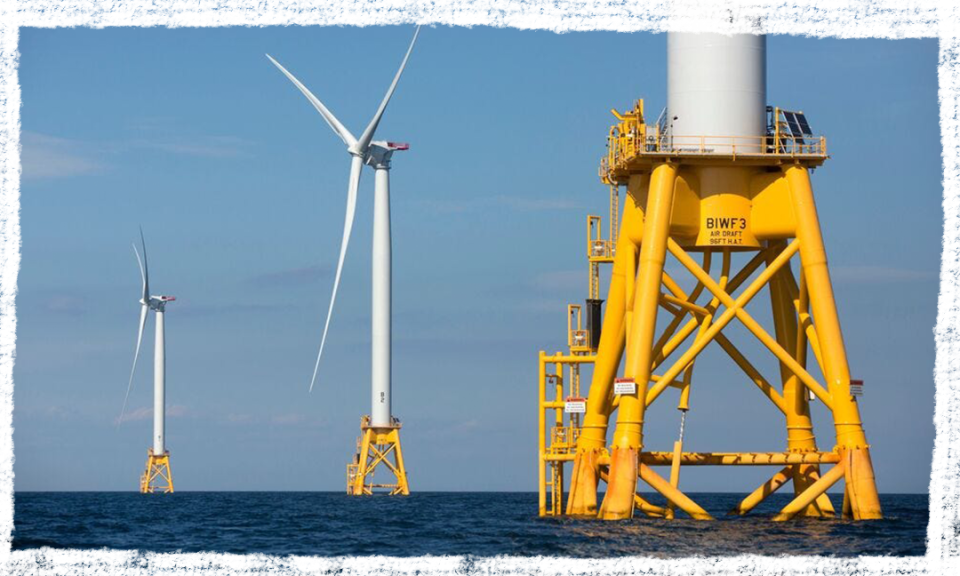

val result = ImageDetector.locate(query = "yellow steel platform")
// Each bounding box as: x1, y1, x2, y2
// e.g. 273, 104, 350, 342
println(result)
538, 101, 880, 521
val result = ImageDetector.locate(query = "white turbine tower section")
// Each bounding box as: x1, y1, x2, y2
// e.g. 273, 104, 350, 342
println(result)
153, 301, 166, 454
120, 229, 176, 456
267, 27, 419, 432
667, 32, 766, 151
367, 143, 406, 426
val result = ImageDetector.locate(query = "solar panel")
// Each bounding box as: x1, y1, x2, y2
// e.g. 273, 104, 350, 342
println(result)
783, 112, 803, 137
795, 113, 813, 136
781, 111, 792, 133
782, 111, 805, 146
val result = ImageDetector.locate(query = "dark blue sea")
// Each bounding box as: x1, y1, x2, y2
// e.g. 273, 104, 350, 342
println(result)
13, 492, 927, 557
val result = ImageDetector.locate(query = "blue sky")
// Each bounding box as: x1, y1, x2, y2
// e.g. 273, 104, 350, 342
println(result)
14, 27, 940, 493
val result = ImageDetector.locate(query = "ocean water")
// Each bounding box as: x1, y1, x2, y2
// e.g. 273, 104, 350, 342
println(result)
13, 492, 927, 558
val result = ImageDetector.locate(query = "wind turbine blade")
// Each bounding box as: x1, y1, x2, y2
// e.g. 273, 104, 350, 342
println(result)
355, 26, 421, 152
266, 54, 358, 148
310, 155, 364, 392
138, 227, 149, 301
133, 244, 148, 304
119, 303, 148, 428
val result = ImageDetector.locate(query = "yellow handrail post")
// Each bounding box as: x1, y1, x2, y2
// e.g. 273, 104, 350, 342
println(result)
538, 351, 547, 517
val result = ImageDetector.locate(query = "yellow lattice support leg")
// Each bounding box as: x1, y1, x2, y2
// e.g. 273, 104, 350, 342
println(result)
390, 430, 410, 495
768, 259, 835, 518
784, 165, 881, 520
600, 162, 677, 520
567, 191, 644, 516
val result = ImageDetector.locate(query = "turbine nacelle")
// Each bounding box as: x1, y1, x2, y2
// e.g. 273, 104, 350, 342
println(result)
365, 141, 410, 169
349, 141, 410, 161
147, 295, 177, 311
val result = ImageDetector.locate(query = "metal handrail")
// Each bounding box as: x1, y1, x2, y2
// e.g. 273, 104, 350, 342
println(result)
606, 133, 827, 166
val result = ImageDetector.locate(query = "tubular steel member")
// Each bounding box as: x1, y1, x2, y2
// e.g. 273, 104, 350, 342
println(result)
599, 162, 678, 520
729, 466, 793, 516
566, 193, 643, 516
767, 251, 835, 517
783, 165, 881, 520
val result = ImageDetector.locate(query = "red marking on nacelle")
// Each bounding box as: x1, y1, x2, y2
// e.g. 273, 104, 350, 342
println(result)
161, 296, 177, 301
387, 142, 410, 151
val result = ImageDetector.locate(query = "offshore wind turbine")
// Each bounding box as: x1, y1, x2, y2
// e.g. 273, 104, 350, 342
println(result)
267, 26, 419, 495
120, 229, 176, 494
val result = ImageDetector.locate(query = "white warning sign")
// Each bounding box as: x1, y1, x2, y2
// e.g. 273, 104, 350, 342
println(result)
564, 397, 587, 414
614, 377, 637, 395
850, 380, 864, 396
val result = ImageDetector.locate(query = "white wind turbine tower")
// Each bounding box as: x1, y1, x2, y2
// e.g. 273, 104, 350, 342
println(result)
120, 228, 177, 494
267, 26, 419, 495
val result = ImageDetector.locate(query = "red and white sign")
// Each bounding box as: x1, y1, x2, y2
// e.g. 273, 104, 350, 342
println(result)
614, 377, 636, 395
850, 379, 864, 396
564, 397, 587, 414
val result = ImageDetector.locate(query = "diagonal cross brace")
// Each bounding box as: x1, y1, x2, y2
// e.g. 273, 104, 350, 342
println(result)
364, 443, 400, 478
665, 239, 834, 408
644, 240, 834, 410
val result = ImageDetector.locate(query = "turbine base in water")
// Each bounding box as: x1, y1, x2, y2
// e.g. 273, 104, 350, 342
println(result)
536, 94, 881, 520
346, 416, 409, 496
140, 449, 174, 494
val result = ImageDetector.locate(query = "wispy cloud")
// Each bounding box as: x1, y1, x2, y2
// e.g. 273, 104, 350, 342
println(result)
830, 265, 937, 284
452, 419, 479, 433
422, 194, 582, 214
248, 265, 328, 287
20, 132, 104, 180
494, 195, 582, 211
270, 413, 306, 425
222, 412, 323, 428
124, 116, 254, 158
530, 269, 584, 292
128, 135, 253, 159
115, 404, 189, 425
174, 301, 296, 318
21, 124, 253, 181
43, 294, 88, 316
